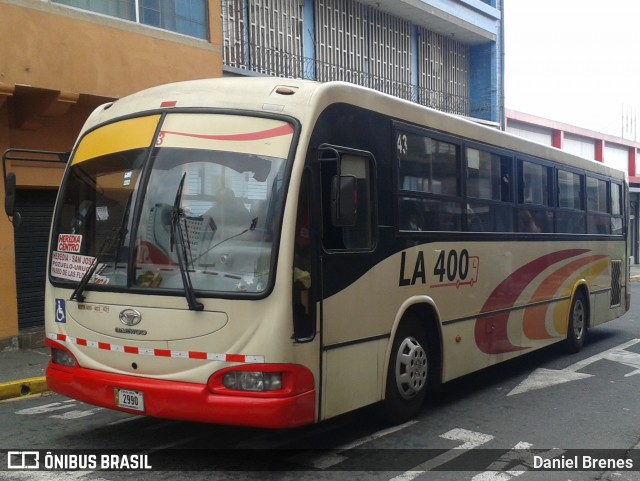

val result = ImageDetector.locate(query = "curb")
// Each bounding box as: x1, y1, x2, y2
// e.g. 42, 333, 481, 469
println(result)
0, 377, 49, 401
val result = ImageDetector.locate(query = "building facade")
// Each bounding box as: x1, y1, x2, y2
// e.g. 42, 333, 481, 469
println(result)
0, 0, 222, 347
506, 109, 640, 264
221, 0, 503, 124
0, 0, 503, 347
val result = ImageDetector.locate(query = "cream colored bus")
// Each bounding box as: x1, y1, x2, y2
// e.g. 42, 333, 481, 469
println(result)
32, 78, 628, 428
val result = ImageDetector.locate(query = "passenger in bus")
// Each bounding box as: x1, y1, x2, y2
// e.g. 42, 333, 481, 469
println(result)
467, 212, 486, 232
594, 215, 609, 234
437, 209, 460, 231
400, 201, 423, 231
206, 187, 252, 238
518, 209, 542, 233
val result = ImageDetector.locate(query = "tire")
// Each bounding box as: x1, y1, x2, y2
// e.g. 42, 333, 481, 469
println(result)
382, 317, 430, 424
566, 291, 588, 353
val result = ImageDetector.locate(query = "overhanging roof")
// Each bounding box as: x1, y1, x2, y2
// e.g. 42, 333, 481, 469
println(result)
356, 0, 500, 44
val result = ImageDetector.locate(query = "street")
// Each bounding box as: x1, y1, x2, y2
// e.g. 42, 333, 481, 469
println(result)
2, 284, 640, 481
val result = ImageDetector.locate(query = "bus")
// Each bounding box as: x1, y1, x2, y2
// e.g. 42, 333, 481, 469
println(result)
22, 77, 629, 428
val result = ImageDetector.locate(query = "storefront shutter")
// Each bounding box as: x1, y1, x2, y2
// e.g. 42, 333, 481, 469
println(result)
13, 189, 57, 330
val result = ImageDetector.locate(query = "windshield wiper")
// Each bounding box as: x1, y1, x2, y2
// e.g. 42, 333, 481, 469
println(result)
70, 192, 133, 302
170, 173, 204, 311
70, 226, 125, 302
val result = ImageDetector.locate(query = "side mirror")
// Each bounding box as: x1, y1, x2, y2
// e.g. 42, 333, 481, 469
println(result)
4, 172, 21, 229
331, 175, 357, 227
5, 171, 16, 217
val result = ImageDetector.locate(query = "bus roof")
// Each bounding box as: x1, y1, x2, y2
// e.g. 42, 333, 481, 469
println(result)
81, 77, 626, 182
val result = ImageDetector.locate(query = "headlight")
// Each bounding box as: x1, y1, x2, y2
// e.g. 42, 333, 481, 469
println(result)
51, 348, 77, 368
222, 371, 282, 392
208, 364, 314, 397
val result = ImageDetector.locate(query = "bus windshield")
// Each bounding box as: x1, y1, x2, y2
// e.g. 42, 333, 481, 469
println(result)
50, 113, 293, 296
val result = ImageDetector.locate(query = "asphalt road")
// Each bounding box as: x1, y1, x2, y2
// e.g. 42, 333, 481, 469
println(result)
2, 284, 640, 481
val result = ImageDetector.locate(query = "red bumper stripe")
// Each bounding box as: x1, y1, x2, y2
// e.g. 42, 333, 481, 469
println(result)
47, 332, 265, 364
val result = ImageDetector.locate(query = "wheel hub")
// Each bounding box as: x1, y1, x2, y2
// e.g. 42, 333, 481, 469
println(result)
395, 336, 428, 400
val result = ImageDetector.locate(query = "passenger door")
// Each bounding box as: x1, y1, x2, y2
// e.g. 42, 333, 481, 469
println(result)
316, 145, 381, 419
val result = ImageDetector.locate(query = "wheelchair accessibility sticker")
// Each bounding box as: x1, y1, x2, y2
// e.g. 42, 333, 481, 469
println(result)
55, 298, 66, 323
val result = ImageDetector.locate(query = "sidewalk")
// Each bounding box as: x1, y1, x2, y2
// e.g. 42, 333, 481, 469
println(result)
632, 264, 640, 283
0, 346, 49, 400
2, 266, 640, 401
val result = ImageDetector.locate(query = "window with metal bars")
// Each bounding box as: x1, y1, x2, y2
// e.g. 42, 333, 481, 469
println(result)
220, 0, 471, 116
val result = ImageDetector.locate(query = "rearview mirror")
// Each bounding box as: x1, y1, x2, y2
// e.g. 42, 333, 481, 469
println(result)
4, 171, 16, 217
4, 172, 21, 229
331, 175, 357, 227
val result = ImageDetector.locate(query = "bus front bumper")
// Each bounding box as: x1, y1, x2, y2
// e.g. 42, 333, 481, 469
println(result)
46, 363, 316, 429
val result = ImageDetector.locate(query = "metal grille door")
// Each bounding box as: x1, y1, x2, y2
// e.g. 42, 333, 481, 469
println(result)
13, 189, 57, 330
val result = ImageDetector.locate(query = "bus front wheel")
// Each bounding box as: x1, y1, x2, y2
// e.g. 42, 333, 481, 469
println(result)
566, 291, 588, 353
383, 317, 429, 424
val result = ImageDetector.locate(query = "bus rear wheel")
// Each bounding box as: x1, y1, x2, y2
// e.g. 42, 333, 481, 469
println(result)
566, 291, 588, 353
383, 317, 429, 424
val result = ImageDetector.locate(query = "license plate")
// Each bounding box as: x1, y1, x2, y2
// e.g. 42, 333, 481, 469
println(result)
114, 388, 145, 412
